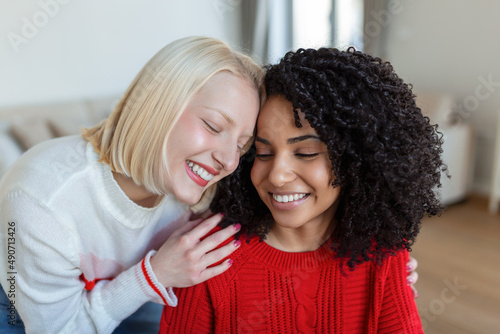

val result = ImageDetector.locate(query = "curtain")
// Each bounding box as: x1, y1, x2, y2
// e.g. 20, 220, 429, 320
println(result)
363, 0, 389, 57
240, 0, 293, 65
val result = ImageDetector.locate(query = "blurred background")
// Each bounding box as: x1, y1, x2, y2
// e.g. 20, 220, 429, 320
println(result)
1, 0, 499, 332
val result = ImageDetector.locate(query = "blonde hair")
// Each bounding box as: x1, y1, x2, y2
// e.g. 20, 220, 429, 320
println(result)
83, 36, 265, 212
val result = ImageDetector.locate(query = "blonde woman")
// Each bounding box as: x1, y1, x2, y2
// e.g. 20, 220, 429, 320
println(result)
0, 36, 264, 333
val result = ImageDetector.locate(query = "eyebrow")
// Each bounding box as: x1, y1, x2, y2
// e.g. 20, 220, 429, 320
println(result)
205, 106, 234, 125
255, 134, 321, 145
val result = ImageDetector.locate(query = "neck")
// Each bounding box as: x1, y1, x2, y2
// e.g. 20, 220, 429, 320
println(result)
265, 200, 339, 252
112, 172, 162, 208
265, 219, 336, 252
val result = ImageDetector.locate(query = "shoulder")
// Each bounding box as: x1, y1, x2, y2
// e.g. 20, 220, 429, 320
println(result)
197, 232, 261, 306
386, 249, 409, 267
373, 249, 410, 281
0, 136, 93, 201
202, 226, 258, 277
201, 224, 256, 251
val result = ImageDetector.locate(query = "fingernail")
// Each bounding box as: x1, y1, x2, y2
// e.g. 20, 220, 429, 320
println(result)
234, 240, 241, 247
227, 259, 233, 266
220, 212, 225, 217
407, 278, 413, 285
414, 291, 419, 299
233, 223, 241, 231
406, 264, 413, 272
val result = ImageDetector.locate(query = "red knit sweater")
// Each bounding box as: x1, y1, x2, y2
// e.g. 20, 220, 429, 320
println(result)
160, 236, 423, 333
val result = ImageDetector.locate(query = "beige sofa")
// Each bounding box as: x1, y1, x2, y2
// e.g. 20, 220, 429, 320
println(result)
0, 96, 118, 179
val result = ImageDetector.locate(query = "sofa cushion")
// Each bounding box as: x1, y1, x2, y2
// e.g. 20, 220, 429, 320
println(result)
0, 121, 24, 179
10, 118, 56, 150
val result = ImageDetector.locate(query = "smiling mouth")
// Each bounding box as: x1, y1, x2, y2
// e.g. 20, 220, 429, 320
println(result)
272, 193, 308, 203
187, 160, 215, 181
269, 192, 309, 210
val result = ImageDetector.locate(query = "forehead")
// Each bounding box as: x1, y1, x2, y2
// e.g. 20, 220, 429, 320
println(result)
257, 95, 314, 138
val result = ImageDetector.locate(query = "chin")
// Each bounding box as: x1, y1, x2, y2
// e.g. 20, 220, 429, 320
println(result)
273, 219, 300, 230
174, 190, 203, 206
270, 211, 305, 228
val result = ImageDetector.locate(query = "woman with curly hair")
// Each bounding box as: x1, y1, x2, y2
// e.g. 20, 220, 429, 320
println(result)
159, 47, 445, 333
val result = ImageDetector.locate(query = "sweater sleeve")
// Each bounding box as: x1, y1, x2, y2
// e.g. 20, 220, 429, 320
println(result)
159, 282, 215, 333
0, 190, 172, 334
376, 250, 424, 333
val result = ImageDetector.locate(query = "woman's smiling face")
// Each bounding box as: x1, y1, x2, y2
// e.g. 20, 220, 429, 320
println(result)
251, 95, 340, 231
165, 71, 260, 205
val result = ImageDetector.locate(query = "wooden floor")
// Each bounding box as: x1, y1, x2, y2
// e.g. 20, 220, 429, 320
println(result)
412, 195, 500, 333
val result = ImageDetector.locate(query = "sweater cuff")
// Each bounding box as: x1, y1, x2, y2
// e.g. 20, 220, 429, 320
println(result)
141, 250, 178, 307
99, 251, 177, 324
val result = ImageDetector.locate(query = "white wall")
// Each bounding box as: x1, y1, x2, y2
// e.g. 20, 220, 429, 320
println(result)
380, 0, 500, 195
0, 0, 242, 108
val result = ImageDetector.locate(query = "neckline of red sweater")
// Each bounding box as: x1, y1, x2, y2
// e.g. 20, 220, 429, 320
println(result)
240, 235, 337, 271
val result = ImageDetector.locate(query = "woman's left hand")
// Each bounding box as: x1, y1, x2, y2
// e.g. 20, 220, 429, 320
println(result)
406, 256, 419, 299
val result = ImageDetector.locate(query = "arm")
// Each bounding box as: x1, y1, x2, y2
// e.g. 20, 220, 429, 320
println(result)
159, 283, 215, 333
377, 250, 424, 333
0, 190, 165, 333
0, 191, 239, 333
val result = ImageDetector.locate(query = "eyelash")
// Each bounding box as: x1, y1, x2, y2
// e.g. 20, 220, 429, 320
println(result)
255, 153, 319, 159
204, 120, 246, 153
297, 153, 319, 158
203, 120, 220, 134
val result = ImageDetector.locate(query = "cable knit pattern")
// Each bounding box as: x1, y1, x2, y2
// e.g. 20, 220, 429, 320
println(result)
0, 136, 190, 334
160, 236, 423, 333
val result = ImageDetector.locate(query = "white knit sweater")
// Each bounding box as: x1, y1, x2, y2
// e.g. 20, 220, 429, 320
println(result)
0, 136, 190, 333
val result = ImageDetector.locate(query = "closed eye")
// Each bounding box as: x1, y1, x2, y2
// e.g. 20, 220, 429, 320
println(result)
296, 153, 319, 158
203, 120, 220, 134
255, 154, 273, 160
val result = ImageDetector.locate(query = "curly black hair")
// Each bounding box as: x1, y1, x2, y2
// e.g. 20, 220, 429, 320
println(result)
211, 47, 446, 269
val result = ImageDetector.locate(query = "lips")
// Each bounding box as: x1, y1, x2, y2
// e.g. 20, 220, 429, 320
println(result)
269, 192, 309, 210
185, 160, 219, 187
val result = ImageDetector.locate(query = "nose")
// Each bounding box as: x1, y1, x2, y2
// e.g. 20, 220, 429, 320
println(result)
267, 154, 296, 188
212, 139, 239, 172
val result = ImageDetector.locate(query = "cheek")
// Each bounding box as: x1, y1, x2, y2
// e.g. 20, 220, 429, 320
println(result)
316, 165, 340, 205
189, 129, 210, 148
170, 121, 211, 152
308, 162, 339, 204
309, 160, 333, 188
325, 185, 341, 204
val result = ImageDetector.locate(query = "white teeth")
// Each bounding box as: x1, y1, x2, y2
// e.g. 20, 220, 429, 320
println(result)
187, 160, 214, 181
272, 193, 307, 203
